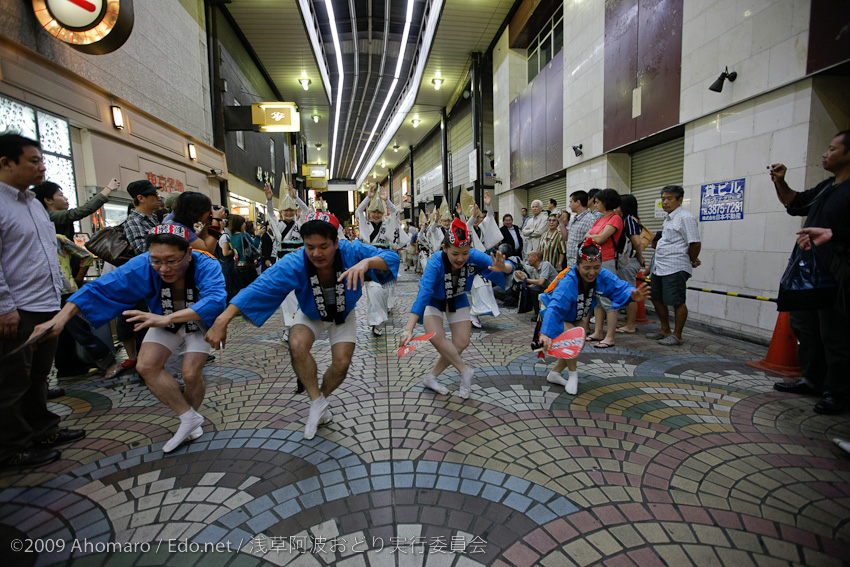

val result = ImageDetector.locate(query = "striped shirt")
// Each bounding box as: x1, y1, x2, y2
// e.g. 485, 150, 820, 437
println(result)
566, 209, 598, 268
0, 181, 63, 313
652, 206, 700, 276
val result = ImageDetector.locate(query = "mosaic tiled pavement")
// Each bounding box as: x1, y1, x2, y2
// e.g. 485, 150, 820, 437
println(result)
2, 270, 850, 567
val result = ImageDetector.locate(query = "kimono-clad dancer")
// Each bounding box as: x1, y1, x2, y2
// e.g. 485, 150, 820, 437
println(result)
205, 212, 399, 440
538, 239, 649, 395
400, 219, 514, 399
356, 186, 401, 336
461, 191, 504, 328
265, 182, 310, 342
427, 200, 452, 254
416, 210, 431, 274
30, 225, 227, 452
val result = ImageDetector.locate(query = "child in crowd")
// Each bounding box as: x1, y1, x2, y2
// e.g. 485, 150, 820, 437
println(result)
400, 219, 514, 399
538, 238, 650, 395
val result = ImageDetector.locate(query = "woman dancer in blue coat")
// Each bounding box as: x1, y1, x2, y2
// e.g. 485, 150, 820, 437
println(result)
400, 219, 514, 399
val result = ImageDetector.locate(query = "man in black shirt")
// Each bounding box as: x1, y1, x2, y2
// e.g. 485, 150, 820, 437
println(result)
769, 130, 850, 414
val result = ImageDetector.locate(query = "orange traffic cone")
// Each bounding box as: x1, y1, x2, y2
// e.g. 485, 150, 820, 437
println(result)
745, 311, 802, 377
635, 270, 649, 324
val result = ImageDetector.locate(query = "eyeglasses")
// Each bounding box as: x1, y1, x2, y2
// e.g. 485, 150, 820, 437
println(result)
149, 251, 188, 268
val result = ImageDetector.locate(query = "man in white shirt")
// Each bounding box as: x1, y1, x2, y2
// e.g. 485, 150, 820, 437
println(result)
0, 134, 85, 470
647, 185, 701, 346
521, 200, 548, 257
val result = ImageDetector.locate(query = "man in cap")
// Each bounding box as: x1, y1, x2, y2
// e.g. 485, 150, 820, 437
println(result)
205, 212, 399, 440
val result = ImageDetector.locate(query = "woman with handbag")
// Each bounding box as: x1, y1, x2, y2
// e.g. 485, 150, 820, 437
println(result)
584, 189, 623, 348
615, 194, 647, 333
229, 215, 259, 289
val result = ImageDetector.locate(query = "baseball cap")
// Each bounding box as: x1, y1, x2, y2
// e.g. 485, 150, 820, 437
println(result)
127, 180, 161, 199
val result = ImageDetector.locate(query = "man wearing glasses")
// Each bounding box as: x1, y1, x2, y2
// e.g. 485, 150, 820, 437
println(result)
29, 225, 227, 453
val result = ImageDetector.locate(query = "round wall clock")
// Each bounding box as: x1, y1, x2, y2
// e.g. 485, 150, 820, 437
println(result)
32, 0, 135, 55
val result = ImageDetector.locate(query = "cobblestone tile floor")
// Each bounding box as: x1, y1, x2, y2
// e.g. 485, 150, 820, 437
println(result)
2, 270, 850, 566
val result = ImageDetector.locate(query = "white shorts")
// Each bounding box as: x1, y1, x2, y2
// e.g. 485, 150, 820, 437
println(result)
424, 305, 471, 325
292, 310, 357, 345
142, 325, 211, 354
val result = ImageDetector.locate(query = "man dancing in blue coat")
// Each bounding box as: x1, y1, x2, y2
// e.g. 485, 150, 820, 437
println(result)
205, 212, 399, 440
30, 225, 227, 453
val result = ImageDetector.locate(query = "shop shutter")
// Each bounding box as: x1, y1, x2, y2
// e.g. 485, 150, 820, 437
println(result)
630, 136, 684, 262
527, 176, 567, 211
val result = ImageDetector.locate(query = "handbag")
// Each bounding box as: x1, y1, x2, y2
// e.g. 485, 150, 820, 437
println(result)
777, 246, 836, 312
517, 280, 533, 313
85, 223, 134, 266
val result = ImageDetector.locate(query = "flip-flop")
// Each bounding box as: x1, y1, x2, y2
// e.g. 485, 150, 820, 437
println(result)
594, 342, 615, 349
615, 328, 636, 334
587, 336, 604, 342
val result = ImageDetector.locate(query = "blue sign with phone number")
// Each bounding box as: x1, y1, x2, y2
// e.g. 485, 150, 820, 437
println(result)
700, 178, 744, 222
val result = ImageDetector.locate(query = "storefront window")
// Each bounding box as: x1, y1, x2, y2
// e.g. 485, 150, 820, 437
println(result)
0, 95, 77, 211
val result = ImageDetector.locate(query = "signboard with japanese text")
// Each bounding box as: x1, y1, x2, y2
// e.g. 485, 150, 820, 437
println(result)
700, 178, 744, 222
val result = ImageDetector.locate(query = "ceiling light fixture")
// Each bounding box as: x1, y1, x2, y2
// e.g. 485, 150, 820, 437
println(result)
354, 0, 445, 187
296, 0, 332, 103
315, 143, 323, 149
324, 0, 345, 179
431, 77, 444, 90
412, 118, 421, 128
393, 144, 399, 152
351, 0, 415, 177
381, 160, 386, 168
312, 114, 320, 123
708, 66, 737, 93
298, 77, 312, 91
187, 143, 197, 161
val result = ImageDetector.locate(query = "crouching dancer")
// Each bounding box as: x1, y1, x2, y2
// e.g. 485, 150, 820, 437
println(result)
400, 219, 514, 399
205, 213, 399, 440
539, 239, 650, 395
30, 225, 227, 452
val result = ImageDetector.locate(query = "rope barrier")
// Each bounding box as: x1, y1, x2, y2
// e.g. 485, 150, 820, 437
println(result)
638, 276, 777, 303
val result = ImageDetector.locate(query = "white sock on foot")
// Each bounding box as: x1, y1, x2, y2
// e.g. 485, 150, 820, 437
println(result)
547, 371, 567, 386
304, 395, 329, 440
164, 409, 204, 453
422, 374, 449, 395
459, 367, 474, 399
566, 371, 579, 395
318, 407, 333, 426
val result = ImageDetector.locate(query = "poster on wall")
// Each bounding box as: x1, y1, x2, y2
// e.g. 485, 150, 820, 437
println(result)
700, 178, 744, 222
653, 199, 667, 219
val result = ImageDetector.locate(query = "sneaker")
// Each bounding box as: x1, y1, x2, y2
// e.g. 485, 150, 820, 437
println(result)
319, 407, 333, 426
470, 315, 482, 329
459, 368, 474, 399
163, 410, 204, 453
105, 359, 136, 379
0, 448, 60, 470
645, 332, 666, 340
547, 372, 567, 386
372, 325, 383, 336
658, 335, 683, 346
304, 395, 329, 440
422, 375, 449, 395
38, 429, 85, 447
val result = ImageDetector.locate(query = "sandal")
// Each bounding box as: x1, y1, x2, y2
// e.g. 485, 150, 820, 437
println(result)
616, 327, 636, 334
587, 335, 604, 342
594, 342, 615, 349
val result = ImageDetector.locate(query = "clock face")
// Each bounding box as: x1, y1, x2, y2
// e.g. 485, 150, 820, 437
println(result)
45, 0, 105, 30
32, 0, 134, 54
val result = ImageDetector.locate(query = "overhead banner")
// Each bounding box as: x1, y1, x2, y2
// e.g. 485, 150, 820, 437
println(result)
700, 178, 744, 222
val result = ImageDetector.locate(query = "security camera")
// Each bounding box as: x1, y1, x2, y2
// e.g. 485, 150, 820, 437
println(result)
209, 169, 223, 175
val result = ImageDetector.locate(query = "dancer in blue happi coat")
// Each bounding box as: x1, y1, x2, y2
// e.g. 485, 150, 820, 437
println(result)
205, 212, 399, 440
400, 218, 514, 399
30, 225, 227, 452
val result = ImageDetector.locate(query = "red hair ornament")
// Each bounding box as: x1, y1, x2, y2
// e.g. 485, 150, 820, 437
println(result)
447, 218, 471, 247
305, 211, 341, 231
150, 223, 189, 241
579, 237, 602, 262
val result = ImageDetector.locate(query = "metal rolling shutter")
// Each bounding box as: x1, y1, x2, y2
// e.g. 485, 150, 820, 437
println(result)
527, 176, 567, 211
630, 137, 684, 261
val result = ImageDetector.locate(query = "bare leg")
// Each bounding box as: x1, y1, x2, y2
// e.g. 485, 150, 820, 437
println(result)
618, 302, 638, 332
320, 342, 355, 397
136, 343, 190, 414
180, 352, 209, 410
424, 315, 469, 376
673, 304, 688, 340
652, 300, 672, 336
288, 325, 319, 400
603, 309, 618, 345
589, 306, 605, 340
124, 339, 138, 360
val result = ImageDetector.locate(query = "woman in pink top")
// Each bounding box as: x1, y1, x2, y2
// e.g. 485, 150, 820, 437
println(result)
584, 188, 623, 348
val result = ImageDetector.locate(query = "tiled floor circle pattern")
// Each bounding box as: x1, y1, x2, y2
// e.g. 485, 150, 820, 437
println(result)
1, 270, 849, 566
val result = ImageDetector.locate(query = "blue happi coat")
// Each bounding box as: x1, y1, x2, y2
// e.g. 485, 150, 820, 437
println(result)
410, 249, 512, 319
233, 239, 399, 326
68, 251, 227, 329
540, 267, 634, 339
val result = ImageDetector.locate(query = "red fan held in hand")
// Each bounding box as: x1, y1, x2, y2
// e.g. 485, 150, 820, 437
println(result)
533, 327, 586, 359
397, 333, 436, 357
